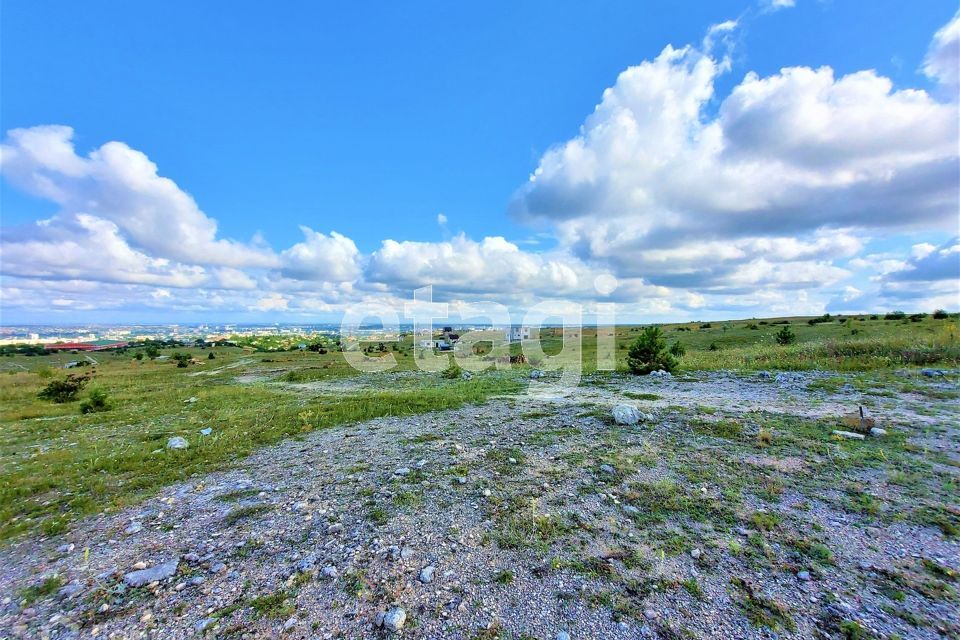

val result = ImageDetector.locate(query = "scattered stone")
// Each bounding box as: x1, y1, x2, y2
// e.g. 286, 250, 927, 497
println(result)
690, 548, 702, 560
869, 427, 888, 437
797, 570, 811, 581
326, 523, 344, 534
460, 371, 473, 380
123, 559, 179, 587
418, 566, 436, 584
832, 430, 865, 440
184, 397, 198, 404
166, 437, 189, 450
124, 521, 143, 535
394, 467, 411, 476
649, 369, 671, 378
195, 618, 215, 633
58, 581, 85, 599
456, 476, 467, 484
199, 427, 213, 436
612, 404, 645, 426
283, 616, 297, 631
921, 368, 946, 377
321, 565, 338, 579
382, 607, 406, 632
529, 370, 545, 379
599, 464, 616, 475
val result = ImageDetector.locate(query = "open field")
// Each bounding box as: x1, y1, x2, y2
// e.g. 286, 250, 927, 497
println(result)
1, 315, 958, 638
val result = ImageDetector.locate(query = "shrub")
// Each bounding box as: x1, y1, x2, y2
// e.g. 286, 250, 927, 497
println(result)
79, 388, 112, 414
38, 373, 91, 403
669, 341, 686, 357
627, 326, 678, 375
172, 353, 190, 368
134, 352, 144, 361
884, 311, 906, 320
699, 323, 712, 329
775, 326, 796, 346
208, 351, 216, 360
708, 342, 719, 351
908, 313, 926, 322
933, 309, 949, 319
441, 362, 462, 379
145, 345, 160, 359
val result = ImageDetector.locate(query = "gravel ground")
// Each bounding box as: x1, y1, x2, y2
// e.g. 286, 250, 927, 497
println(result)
2, 370, 958, 639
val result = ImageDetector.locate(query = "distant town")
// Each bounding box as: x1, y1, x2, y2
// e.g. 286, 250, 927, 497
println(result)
0, 323, 539, 354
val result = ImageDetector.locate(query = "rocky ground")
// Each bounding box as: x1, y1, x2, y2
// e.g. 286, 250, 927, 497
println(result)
2, 369, 958, 639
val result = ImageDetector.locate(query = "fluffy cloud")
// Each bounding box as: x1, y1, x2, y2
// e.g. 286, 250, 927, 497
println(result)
510, 34, 958, 294
0, 214, 208, 287
885, 237, 959, 283
365, 234, 666, 303
924, 12, 960, 89
279, 227, 362, 282
0, 125, 277, 269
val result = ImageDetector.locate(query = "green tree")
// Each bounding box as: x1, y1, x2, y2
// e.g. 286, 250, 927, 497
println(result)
38, 373, 91, 403
775, 325, 796, 345
626, 326, 678, 375
669, 341, 686, 357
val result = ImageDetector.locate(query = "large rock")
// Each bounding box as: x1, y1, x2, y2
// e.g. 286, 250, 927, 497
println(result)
612, 404, 645, 426
832, 430, 865, 441
123, 559, 179, 587
166, 436, 189, 450
382, 607, 406, 632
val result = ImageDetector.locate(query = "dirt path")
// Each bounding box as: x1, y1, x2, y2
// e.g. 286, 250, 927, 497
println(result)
3, 370, 958, 639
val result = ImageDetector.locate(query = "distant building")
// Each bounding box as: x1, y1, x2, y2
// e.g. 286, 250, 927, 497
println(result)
46, 340, 129, 352
506, 325, 531, 342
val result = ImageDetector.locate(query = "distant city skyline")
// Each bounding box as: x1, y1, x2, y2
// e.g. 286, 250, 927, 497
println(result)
2, 1, 958, 325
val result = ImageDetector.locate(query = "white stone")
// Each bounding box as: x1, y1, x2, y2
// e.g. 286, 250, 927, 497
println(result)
166, 436, 189, 450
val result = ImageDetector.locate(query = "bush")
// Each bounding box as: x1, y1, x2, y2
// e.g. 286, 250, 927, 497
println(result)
884, 311, 906, 320
172, 353, 190, 368
699, 323, 712, 329
80, 388, 112, 414
38, 373, 90, 403
208, 351, 216, 360
134, 352, 144, 361
145, 345, 160, 359
627, 326, 678, 375
933, 309, 949, 319
440, 362, 462, 379
669, 341, 686, 357
775, 326, 796, 346
708, 342, 719, 351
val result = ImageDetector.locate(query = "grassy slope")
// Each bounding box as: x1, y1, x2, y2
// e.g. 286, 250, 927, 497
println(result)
0, 314, 956, 541
0, 348, 521, 541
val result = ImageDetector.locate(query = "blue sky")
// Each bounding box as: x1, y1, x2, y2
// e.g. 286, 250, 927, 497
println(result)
1, 0, 958, 324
